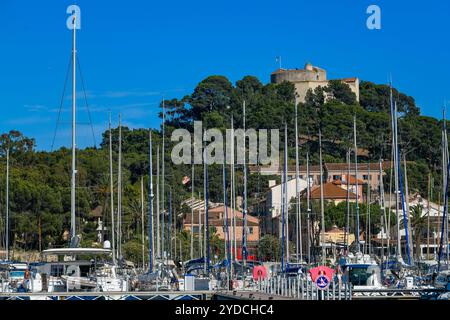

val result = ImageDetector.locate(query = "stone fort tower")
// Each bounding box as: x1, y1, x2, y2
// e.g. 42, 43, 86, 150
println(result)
271, 62, 359, 103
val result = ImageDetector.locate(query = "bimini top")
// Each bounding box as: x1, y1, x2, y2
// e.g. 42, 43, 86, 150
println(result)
42, 248, 112, 256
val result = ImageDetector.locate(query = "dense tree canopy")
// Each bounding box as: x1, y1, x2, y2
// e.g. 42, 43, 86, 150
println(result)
0, 75, 446, 265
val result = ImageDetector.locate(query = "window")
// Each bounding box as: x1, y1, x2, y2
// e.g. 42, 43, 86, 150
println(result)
50, 265, 64, 277
363, 175, 368, 180
249, 227, 254, 234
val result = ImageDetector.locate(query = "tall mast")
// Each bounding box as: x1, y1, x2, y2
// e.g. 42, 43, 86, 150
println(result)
427, 173, 431, 260
190, 163, 194, 260
284, 124, 290, 263
70, 15, 77, 244
174, 203, 177, 259
203, 137, 210, 272
281, 124, 287, 272
345, 150, 350, 252
389, 85, 402, 259
394, 105, 401, 259
319, 128, 326, 264
223, 160, 231, 278
367, 163, 371, 255
168, 190, 172, 260
306, 152, 311, 264
294, 96, 302, 262
438, 109, 449, 271
148, 131, 154, 272
161, 99, 165, 258
109, 114, 116, 265
5, 148, 9, 260
380, 159, 388, 261
353, 115, 361, 253
156, 146, 160, 258
231, 115, 236, 265
117, 114, 122, 259
242, 100, 248, 265
444, 109, 450, 266
141, 177, 145, 269
403, 154, 413, 263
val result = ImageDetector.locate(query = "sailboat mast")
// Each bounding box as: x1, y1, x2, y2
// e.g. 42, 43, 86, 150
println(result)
161, 99, 165, 258
394, 107, 401, 259
306, 152, 311, 263
5, 148, 9, 260
438, 109, 449, 271
367, 163, 371, 255
203, 137, 210, 272
294, 96, 302, 262
168, 190, 172, 260
117, 114, 122, 259
380, 159, 388, 261
156, 146, 160, 258
353, 115, 361, 253
403, 154, 413, 263
149, 131, 154, 272
444, 110, 450, 266
427, 173, 431, 259
70, 15, 77, 243
242, 101, 248, 266
319, 128, 326, 264
109, 114, 116, 265
223, 161, 231, 277
231, 115, 236, 265
281, 124, 287, 272
190, 164, 194, 260
345, 150, 350, 252
284, 124, 290, 263
141, 177, 145, 269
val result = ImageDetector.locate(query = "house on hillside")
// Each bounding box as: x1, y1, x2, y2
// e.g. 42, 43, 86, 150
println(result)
182, 200, 260, 259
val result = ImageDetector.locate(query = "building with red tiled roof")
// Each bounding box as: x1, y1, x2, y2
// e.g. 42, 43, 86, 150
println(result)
306, 181, 359, 204
182, 204, 260, 243
250, 162, 387, 191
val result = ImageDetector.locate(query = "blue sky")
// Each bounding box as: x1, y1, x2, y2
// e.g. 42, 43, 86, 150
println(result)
0, 0, 449, 150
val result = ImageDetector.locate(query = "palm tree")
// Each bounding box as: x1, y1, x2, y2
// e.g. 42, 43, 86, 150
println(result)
410, 204, 427, 260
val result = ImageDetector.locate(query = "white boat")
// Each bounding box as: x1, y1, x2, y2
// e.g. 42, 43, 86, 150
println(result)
32, 247, 129, 292
0, 262, 43, 293
342, 252, 383, 290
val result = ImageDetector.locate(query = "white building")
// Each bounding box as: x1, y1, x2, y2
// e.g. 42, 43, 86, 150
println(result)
266, 177, 308, 218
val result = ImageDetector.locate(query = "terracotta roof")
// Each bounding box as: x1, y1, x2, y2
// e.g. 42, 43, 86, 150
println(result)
332, 176, 365, 185
325, 162, 389, 171
306, 182, 357, 200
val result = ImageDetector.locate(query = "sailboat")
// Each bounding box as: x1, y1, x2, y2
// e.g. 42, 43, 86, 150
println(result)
30, 10, 131, 293
340, 116, 383, 291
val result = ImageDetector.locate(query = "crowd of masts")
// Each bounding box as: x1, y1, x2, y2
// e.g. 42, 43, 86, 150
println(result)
3, 65, 449, 276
